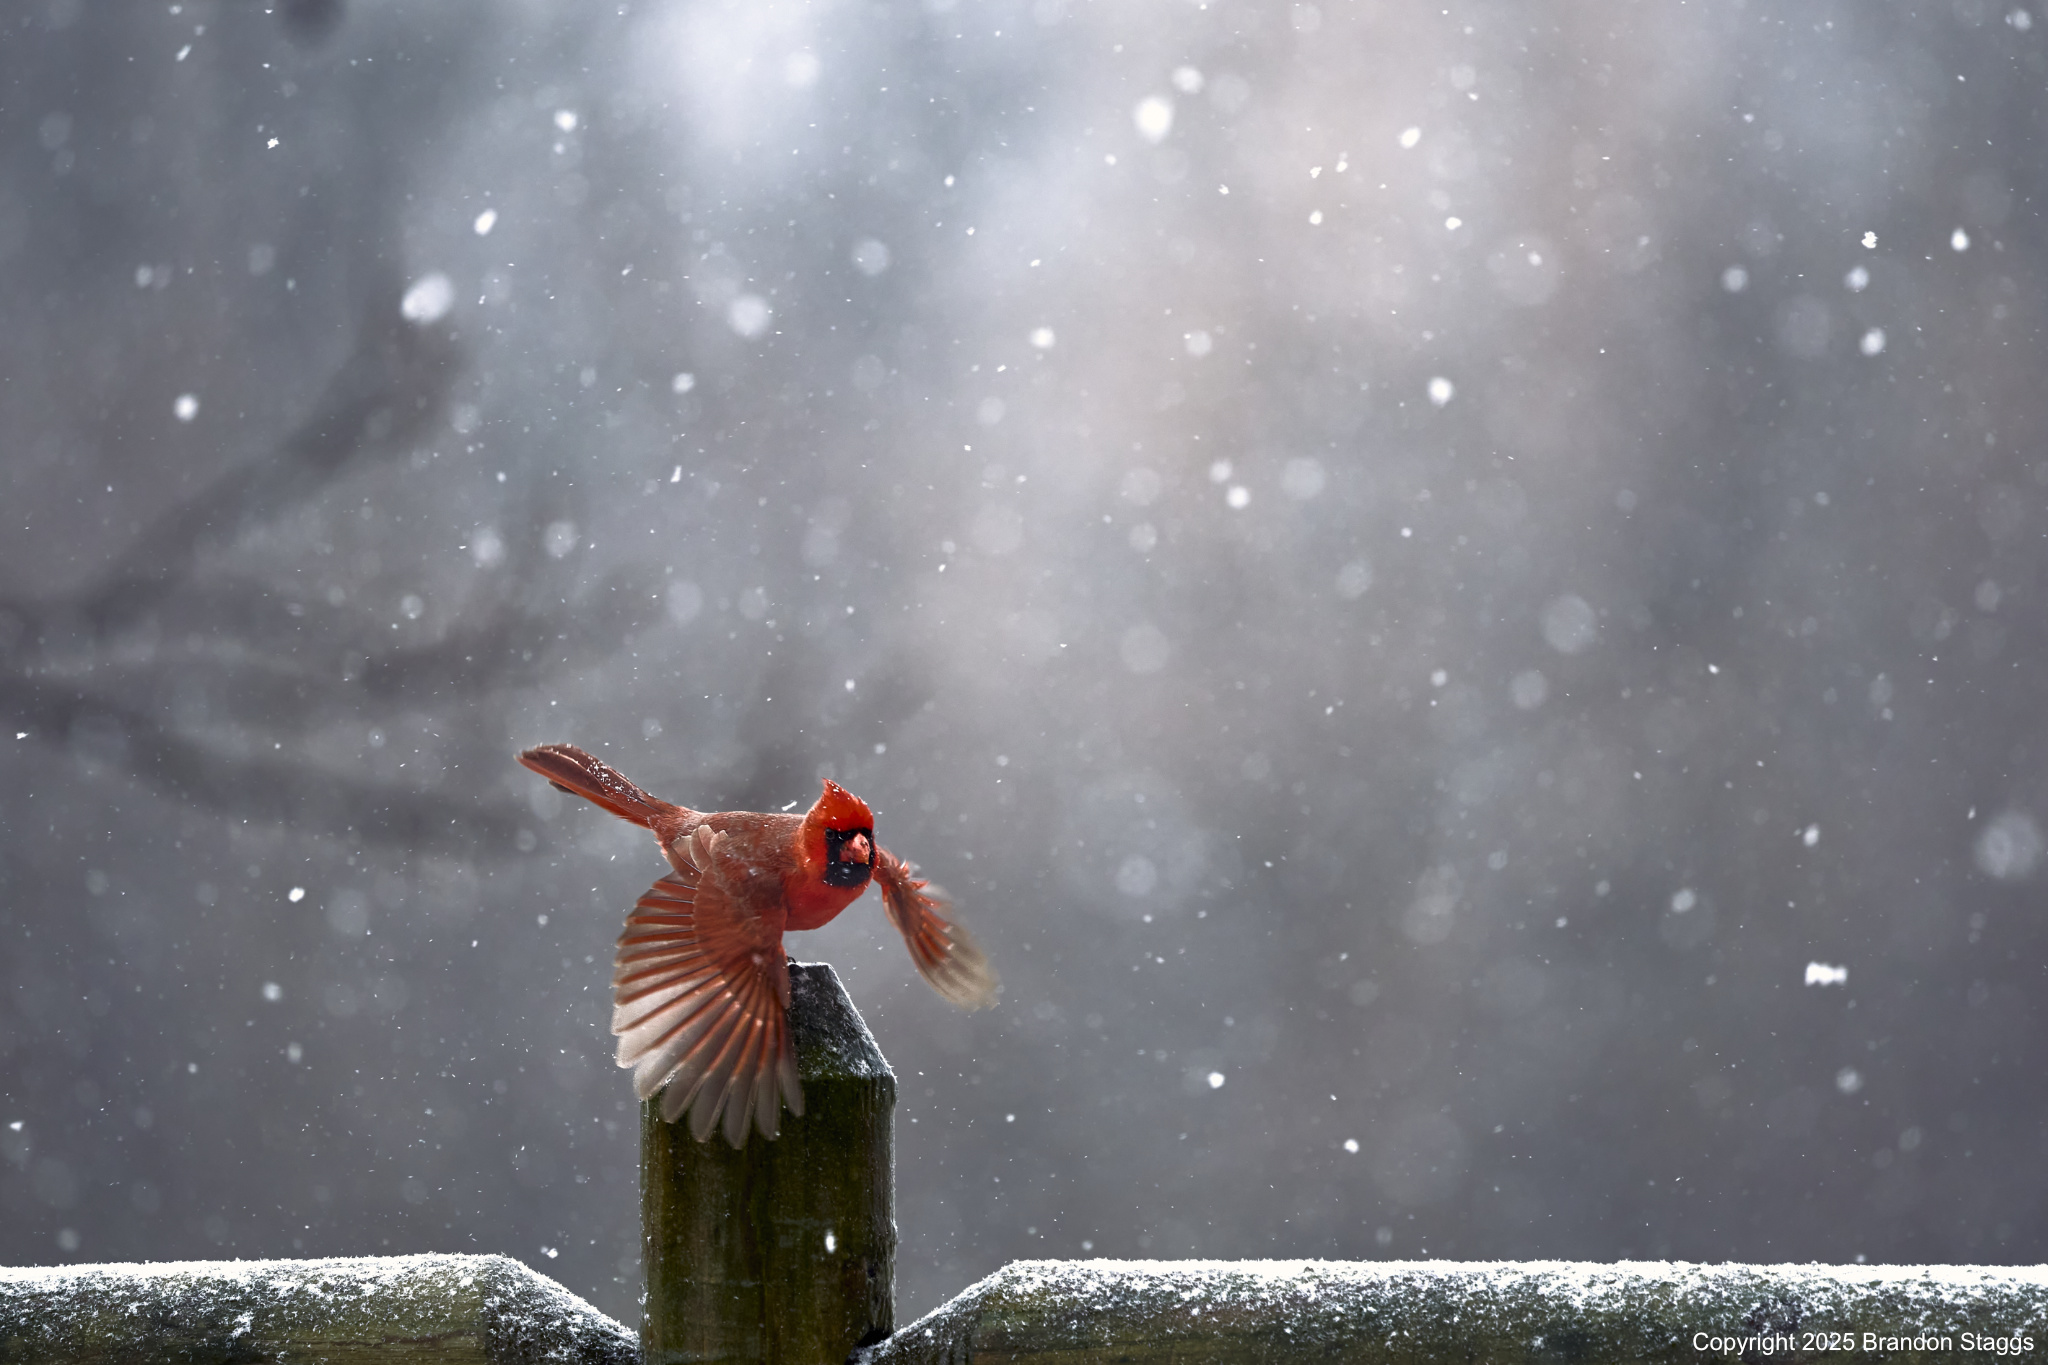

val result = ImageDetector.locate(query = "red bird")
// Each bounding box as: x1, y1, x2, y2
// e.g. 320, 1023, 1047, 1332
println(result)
517, 743, 997, 1146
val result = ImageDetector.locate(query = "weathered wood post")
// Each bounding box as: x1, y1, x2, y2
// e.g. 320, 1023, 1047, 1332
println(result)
641, 961, 896, 1365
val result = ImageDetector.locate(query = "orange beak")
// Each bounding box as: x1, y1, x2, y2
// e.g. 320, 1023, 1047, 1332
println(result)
842, 832, 872, 864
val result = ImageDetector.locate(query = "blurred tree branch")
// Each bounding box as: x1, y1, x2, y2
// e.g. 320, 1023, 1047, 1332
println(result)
0, 282, 650, 853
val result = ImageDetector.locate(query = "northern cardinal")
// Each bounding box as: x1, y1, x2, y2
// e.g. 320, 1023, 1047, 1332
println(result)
517, 743, 997, 1146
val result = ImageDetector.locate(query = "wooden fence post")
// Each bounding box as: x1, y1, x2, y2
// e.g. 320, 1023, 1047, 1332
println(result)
640, 961, 896, 1365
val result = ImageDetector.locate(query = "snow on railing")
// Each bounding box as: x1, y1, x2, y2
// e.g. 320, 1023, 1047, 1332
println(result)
0, 1251, 635, 1363
857, 1258, 2048, 1364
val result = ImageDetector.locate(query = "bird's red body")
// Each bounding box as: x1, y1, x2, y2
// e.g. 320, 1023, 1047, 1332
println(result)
517, 743, 996, 1146
648, 808, 849, 930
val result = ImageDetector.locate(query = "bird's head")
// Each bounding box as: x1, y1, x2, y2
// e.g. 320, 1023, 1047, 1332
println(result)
801, 779, 876, 888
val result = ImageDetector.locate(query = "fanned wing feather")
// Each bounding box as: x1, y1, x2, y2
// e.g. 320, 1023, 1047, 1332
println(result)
873, 846, 999, 1010
611, 826, 796, 1145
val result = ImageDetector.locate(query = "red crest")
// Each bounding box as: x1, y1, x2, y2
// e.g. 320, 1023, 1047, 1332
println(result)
809, 779, 874, 831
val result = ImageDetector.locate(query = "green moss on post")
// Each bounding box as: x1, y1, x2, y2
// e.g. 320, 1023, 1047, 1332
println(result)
641, 962, 896, 1365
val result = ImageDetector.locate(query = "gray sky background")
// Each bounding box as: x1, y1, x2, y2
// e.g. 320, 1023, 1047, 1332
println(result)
4, 0, 2048, 1326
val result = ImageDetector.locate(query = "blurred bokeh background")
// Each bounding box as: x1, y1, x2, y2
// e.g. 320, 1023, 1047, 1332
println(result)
5, 0, 2048, 1326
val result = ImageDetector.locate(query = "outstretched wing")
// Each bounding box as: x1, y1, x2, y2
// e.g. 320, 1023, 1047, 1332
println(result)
873, 846, 999, 1010
610, 826, 800, 1146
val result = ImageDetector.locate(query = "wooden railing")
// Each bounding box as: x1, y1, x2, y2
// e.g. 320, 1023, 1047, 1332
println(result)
857, 1259, 2048, 1364
0, 1252, 635, 1363
6, 965, 2046, 1364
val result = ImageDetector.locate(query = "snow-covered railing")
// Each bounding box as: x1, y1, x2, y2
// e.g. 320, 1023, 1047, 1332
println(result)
0, 1252, 635, 1363
858, 1259, 2048, 1364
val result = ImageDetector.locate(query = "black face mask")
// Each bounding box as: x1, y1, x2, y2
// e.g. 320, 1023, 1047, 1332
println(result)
822, 827, 875, 887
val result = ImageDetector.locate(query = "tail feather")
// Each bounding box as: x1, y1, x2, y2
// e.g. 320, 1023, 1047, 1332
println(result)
517, 743, 672, 827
